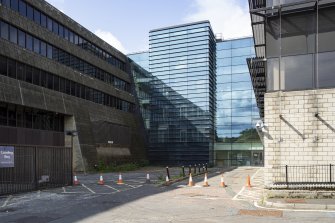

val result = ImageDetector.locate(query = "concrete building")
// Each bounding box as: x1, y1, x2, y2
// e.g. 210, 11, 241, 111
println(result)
0, 0, 146, 172
248, 0, 335, 187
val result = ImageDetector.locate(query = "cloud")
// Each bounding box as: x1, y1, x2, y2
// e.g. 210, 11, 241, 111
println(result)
94, 29, 127, 54
184, 0, 252, 39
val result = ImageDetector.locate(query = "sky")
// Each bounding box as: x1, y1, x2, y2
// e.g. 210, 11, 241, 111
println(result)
45, 0, 251, 54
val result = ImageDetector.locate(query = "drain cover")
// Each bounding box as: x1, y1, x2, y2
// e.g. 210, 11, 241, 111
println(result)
238, 209, 283, 217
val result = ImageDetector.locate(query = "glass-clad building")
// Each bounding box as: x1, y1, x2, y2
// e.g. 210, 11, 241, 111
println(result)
128, 51, 149, 71
215, 37, 263, 166
148, 21, 216, 165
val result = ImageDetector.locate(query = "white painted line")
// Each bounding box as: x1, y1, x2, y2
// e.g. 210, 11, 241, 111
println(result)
124, 183, 137, 188
81, 184, 96, 194
104, 184, 120, 192
62, 187, 66, 193
232, 186, 246, 200
1, 195, 12, 208
126, 180, 145, 183
254, 201, 335, 213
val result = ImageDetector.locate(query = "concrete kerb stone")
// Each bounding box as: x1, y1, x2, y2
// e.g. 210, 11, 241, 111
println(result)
262, 200, 334, 210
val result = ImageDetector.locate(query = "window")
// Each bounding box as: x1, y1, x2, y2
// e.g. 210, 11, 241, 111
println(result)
69, 31, 74, 43
33, 9, 40, 24
26, 34, 33, 51
16, 61, 25, 80
19, 0, 27, 16
32, 68, 40, 85
64, 27, 69, 41
10, 0, 19, 12
41, 13, 47, 28
318, 51, 335, 89
27, 4, 33, 20
47, 73, 53, 89
7, 58, 16, 78
47, 44, 53, 59
47, 17, 53, 31
53, 75, 59, 91
25, 65, 32, 83
9, 26, 17, 44
18, 30, 25, 47
59, 24, 64, 38
0, 56, 7, 75
52, 20, 58, 35
318, 7, 335, 53
33, 37, 40, 54
40, 41, 46, 56
40, 70, 47, 87
0, 21, 9, 40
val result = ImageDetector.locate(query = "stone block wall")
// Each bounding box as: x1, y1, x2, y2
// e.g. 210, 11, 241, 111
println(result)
264, 89, 335, 187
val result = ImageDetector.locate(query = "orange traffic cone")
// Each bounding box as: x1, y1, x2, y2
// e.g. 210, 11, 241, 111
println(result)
188, 173, 195, 187
98, 174, 104, 185
117, 173, 124, 185
246, 175, 252, 188
203, 172, 209, 187
73, 175, 80, 186
219, 174, 226, 187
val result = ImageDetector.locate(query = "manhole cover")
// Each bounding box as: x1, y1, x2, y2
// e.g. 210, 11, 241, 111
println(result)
285, 199, 306, 203
238, 209, 283, 217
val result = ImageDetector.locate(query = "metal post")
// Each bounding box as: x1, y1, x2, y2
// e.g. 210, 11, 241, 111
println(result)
182, 166, 185, 177
194, 164, 196, 174
330, 164, 332, 184
188, 165, 191, 175
198, 164, 201, 173
205, 163, 208, 172
166, 166, 170, 180
203, 165, 205, 172
285, 165, 288, 188
34, 146, 38, 190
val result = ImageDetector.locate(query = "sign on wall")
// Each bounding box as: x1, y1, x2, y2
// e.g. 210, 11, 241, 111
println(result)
0, 146, 14, 168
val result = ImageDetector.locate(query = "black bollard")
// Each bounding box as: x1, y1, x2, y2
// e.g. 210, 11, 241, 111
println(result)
194, 164, 196, 174
202, 165, 205, 172
166, 166, 170, 180
189, 165, 191, 175
205, 163, 208, 172
198, 164, 201, 173
182, 166, 185, 177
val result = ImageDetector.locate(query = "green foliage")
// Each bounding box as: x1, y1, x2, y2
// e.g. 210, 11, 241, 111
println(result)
94, 159, 149, 173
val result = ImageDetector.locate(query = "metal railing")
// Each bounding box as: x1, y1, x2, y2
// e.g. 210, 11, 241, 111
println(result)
273, 164, 335, 187
0, 145, 72, 195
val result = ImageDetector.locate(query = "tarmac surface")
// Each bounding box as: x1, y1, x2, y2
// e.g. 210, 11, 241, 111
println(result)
0, 166, 335, 223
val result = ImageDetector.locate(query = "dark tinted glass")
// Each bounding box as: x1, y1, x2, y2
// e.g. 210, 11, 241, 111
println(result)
281, 54, 314, 90
25, 65, 32, 83
6, 58, 14, 78
52, 20, 58, 35
33, 37, 40, 54
318, 51, 335, 88
19, 0, 27, 16
64, 27, 69, 41
41, 13, 47, 28
281, 11, 316, 56
16, 62, 25, 80
1, 21, 9, 40
10, 0, 19, 11
33, 8, 41, 24
266, 17, 280, 58
318, 7, 335, 53
47, 17, 53, 31
18, 29, 25, 47
9, 26, 17, 44
47, 44, 53, 59
40, 41, 46, 56
26, 34, 33, 50
32, 68, 40, 85
59, 24, 64, 38
0, 56, 7, 75
27, 4, 33, 20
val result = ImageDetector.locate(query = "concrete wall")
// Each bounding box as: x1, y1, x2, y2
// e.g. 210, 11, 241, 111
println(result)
264, 89, 335, 187
0, 3, 147, 172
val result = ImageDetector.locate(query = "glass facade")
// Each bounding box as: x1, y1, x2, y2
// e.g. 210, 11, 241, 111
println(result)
266, 6, 335, 92
215, 37, 263, 167
128, 52, 149, 71
148, 21, 216, 165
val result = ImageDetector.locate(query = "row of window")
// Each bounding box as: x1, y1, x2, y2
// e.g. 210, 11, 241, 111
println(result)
217, 38, 254, 50
0, 0, 126, 71
0, 20, 130, 92
149, 23, 210, 38
0, 55, 134, 113
0, 102, 64, 132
